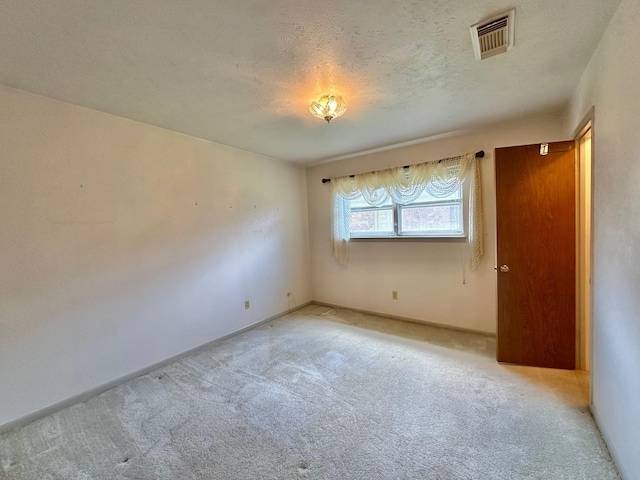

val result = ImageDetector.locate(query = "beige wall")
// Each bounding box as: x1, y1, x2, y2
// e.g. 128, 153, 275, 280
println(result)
0, 86, 311, 429
565, 0, 640, 476
306, 112, 566, 334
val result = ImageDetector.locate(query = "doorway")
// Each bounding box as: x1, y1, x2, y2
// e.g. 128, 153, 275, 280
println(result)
495, 131, 594, 377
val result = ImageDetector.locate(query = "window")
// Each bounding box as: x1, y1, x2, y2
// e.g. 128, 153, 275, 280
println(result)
349, 186, 465, 238
331, 152, 483, 267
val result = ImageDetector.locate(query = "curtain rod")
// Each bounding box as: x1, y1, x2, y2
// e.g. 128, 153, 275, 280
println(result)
320, 150, 485, 184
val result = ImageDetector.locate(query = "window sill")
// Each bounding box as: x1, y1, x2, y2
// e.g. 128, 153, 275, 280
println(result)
350, 235, 467, 242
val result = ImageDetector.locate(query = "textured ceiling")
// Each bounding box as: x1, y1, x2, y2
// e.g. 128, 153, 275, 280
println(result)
0, 0, 621, 163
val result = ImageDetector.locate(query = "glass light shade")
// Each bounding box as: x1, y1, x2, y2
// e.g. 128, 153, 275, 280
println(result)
309, 94, 347, 123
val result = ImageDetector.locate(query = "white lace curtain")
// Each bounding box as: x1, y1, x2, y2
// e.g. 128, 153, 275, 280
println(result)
331, 152, 484, 270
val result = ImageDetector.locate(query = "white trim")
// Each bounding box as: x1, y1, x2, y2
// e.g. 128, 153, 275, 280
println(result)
572, 106, 596, 140
573, 107, 595, 406
313, 301, 496, 337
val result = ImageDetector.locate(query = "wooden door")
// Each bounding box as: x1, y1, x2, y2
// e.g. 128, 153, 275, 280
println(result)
496, 141, 576, 369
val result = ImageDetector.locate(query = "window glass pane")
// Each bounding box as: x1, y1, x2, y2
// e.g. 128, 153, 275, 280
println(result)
400, 204, 462, 234
350, 208, 394, 234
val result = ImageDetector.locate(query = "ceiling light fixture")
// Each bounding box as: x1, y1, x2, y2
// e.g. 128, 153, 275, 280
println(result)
309, 94, 347, 123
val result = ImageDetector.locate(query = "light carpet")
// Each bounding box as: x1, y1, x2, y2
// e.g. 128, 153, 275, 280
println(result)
0, 305, 619, 479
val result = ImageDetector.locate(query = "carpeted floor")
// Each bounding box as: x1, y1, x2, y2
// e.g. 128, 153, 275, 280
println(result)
0, 305, 620, 479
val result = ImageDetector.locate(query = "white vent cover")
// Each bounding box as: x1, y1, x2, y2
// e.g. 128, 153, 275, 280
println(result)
470, 9, 515, 60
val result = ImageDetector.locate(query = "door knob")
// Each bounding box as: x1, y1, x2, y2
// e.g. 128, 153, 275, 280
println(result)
499, 265, 510, 273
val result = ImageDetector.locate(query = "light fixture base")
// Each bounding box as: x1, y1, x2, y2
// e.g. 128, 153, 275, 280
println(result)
309, 94, 347, 123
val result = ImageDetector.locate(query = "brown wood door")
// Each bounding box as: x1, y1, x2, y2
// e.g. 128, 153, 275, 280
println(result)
496, 141, 576, 369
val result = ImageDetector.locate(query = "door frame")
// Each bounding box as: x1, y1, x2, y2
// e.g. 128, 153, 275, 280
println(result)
572, 107, 596, 404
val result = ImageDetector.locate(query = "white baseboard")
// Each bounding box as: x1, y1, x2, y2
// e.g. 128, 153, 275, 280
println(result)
0, 301, 312, 435
312, 300, 496, 337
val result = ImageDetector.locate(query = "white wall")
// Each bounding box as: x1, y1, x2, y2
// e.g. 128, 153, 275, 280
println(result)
0, 86, 311, 429
307, 113, 566, 334
565, 0, 640, 476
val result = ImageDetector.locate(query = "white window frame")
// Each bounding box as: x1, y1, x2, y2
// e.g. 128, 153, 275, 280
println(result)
349, 184, 468, 239
348, 203, 395, 237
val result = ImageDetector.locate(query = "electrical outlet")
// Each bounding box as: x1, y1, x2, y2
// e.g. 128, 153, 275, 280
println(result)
392, 291, 398, 300
244, 300, 250, 309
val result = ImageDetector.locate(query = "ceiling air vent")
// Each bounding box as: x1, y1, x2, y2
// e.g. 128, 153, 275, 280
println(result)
470, 9, 515, 60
